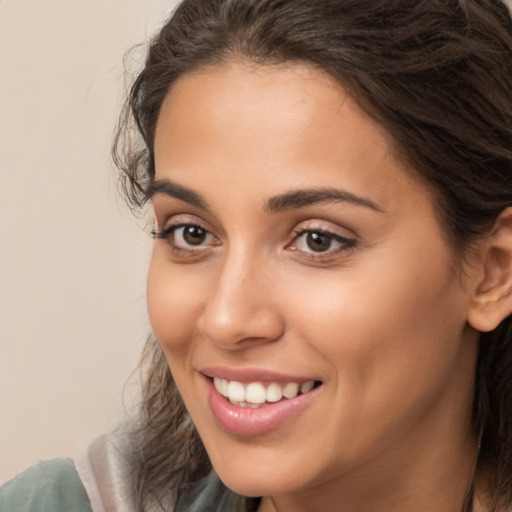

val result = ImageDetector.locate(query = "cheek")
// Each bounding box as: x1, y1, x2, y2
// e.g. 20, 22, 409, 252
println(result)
277, 258, 471, 465
286, 246, 468, 399
146, 254, 205, 356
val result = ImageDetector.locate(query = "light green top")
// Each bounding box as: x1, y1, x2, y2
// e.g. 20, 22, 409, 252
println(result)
0, 455, 255, 511
0, 459, 93, 512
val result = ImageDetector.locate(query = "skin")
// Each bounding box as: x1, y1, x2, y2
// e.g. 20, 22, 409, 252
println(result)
147, 62, 484, 512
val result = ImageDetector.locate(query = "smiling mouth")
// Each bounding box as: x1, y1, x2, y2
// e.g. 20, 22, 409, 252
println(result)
212, 377, 322, 408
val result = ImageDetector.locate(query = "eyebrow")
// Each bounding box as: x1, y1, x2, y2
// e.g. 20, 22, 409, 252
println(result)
145, 179, 209, 209
264, 187, 384, 213
146, 178, 383, 214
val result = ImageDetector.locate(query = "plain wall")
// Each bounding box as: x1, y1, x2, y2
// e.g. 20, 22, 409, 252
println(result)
0, 0, 179, 483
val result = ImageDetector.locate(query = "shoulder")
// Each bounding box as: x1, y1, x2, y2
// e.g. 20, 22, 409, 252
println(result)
0, 458, 93, 512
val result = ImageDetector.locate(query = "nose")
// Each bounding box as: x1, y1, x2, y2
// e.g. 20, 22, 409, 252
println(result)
197, 251, 285, 350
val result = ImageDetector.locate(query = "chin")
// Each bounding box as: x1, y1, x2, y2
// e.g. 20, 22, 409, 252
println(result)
208, 447, 318, 498
217, 470, 293, 498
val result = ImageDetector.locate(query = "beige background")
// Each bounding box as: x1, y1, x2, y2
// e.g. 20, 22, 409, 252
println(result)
0, 0, 179, 483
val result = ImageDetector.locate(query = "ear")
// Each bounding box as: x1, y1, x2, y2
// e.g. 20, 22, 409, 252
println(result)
467, 207, 512, 332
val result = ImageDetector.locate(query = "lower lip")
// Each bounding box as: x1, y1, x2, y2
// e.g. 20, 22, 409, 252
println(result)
205, 377, 320, 436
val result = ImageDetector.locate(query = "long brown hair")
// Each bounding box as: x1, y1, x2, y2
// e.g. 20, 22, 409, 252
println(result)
113, 1, 512, 510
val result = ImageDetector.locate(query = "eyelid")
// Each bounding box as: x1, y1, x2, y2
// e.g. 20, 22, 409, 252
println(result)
290, 218, 357, 240
290, 228, 355, 249
151, 210, 220, 254
152, 213, 358, 263
153, 222, 216, 242
286, 220, 358, 260
152, 211, 214, 236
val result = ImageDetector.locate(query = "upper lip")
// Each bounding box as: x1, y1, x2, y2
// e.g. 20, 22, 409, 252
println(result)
200, 366, 320, 384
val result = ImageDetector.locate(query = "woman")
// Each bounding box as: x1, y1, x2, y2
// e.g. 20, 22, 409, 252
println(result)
2, 0, 512, 511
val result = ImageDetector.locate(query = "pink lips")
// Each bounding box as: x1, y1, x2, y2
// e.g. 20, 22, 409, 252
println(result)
202, 369, 320, 436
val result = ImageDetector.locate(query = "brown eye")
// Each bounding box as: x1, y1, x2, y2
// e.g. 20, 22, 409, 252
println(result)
306, 232, 333, 252
289, 228, 356, 257
182, 225, 207, 245
153, 223, 216, 250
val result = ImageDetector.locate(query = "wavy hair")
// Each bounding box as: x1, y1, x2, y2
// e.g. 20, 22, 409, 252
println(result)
112, 1, 512, 510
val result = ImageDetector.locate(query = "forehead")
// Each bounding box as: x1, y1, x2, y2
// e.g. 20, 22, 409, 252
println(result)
153, 61, 427, 214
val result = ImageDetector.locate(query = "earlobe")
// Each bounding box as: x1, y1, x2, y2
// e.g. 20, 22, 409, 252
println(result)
467, 207, 512, 333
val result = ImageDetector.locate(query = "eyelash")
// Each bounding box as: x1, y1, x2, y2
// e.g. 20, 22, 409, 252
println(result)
152, 223, 357, 261
152, 222, 216, 254
288, 228, 357, 260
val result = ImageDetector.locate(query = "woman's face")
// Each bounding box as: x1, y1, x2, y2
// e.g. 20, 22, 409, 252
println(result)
148, 62, 479, 501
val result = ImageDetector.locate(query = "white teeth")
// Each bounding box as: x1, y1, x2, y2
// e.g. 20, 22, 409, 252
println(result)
300, 380, 315, 394
213, 378, 223, 394
266, 382, 283, 402
283, 382, 300, 399
229, 399, 264, 408
227, 381, 245, 402
213, 377, 317, 406
245, 382, 267, 404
